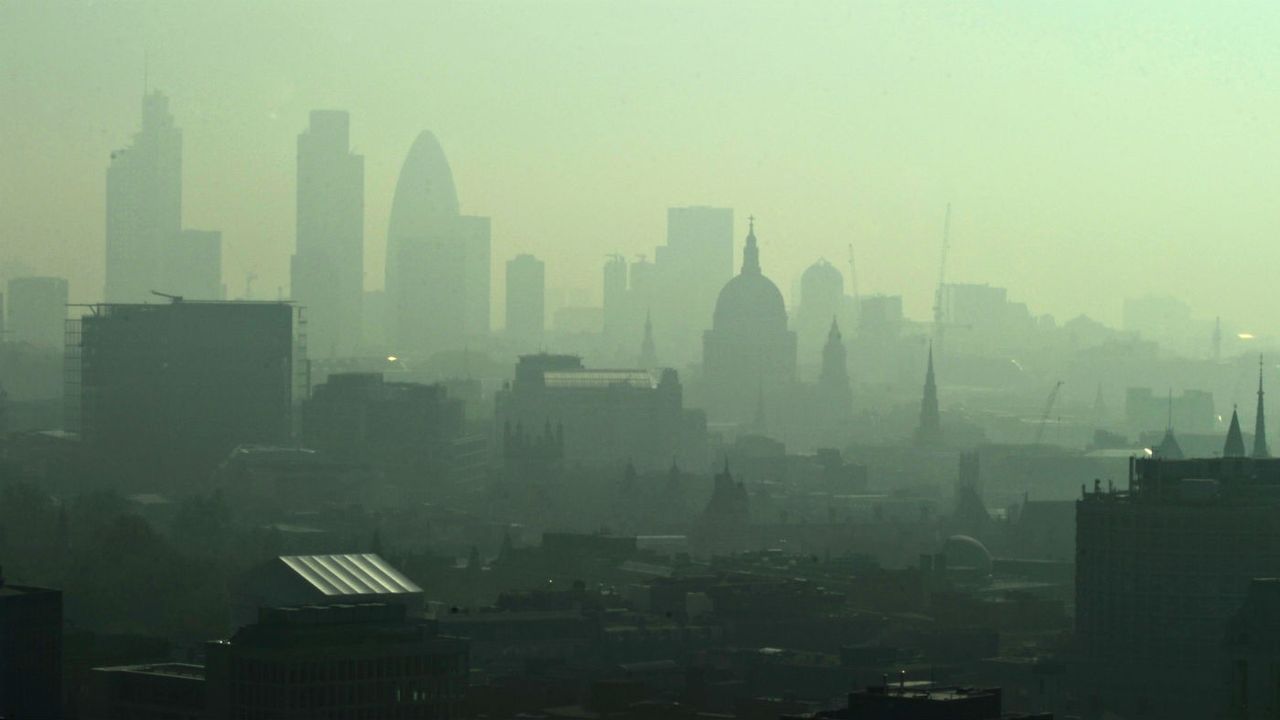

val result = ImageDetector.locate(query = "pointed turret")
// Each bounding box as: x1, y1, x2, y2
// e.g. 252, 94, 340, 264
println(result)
1224, 406, 1246, 458
1155, 389, 1183, 459
638, 309, 657, 369
914, 343, 943, 447
1255, 356, 1270, 458
819, 316, 852, 421
741, 216, 760, 275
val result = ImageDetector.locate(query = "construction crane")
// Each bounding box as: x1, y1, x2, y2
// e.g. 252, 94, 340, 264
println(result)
931, 203, 952, 349
1033, 380, 1065, 445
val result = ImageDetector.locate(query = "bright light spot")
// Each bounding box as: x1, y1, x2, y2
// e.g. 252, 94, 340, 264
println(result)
1239, 333, 1256, 340
386, 355, 398, 362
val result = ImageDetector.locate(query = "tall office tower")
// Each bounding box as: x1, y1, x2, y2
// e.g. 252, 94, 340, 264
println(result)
69, 300, 295, 480
385, 131, 490, 356
658, 206, 734, 363
1077, 456, 1280, 718
602, 254, 628, 341
292, 110, 364, 358
6, 276, 68, 350
505, 254, 545, 349
162, 229, 223, 300
106, 90, 181, 303
0, 575, 62, 720
796, 259, 845, 365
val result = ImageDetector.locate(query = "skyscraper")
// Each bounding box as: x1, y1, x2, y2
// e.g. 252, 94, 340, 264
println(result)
106, 91, 182, 303
657, 206, 734, 363
385, 131, 490, 356
292, 110, 364, 357
505, 254, 545, 349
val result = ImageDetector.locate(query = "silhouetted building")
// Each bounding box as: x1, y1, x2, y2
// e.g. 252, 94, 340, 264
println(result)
692, 460, 750, 556
797, 259, 845, 363
0, 576, 62, 720
505, 254, 545, 349
1077, 456, 1280, 718
701, 219, 796, 421
292, 110, 364, 357
302, 372, 484, 488
495, 354, 707, 471
87, 663, 206, 720
385, 131, 489, 356
106, 91, 182, 304
1225, 407, 1246, 458
69, 300, 296, 479
206, 603, 466, 720
602, 254, 630, 342
818, 317, 853, 423
162, 229, 223, 300
6, 276, 67, 350
914, 345, 942, 447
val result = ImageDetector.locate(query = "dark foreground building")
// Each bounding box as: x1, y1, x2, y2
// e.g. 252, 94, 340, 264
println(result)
0, 577, 62, 720
1077, 455, 1280, 718
68, 300, 298, 481
206, 603, 467, 720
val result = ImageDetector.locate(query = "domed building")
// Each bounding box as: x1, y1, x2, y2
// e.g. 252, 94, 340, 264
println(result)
796, 258, 846, 367
701, 219, 797, 420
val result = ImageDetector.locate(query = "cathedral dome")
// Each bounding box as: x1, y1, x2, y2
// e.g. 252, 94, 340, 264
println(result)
711, 221, 788, 335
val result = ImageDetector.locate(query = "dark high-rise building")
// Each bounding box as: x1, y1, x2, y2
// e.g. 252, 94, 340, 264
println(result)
385, 131, 490, 356
106, 91, 182, 303
87, 663, 206, 720
6, 276, 68, 350
914, 345, 942, 447
1076, 456, 1280, 718
701, 219, 797, 421
162, 229, 223, 300
505, 254, 545, 349
292, 110, 364, 357
69, 300, 296, 478
0, 577, 62, 720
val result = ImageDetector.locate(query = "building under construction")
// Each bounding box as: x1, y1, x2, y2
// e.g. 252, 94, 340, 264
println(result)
65, 298, 305, 485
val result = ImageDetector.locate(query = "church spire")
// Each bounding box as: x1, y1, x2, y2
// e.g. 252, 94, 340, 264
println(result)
638, 309, 657, 369
741, 216, 760, 275
914, 342, 943, 447
1255, 355, 1270, 458
1224, 405, 1246, 458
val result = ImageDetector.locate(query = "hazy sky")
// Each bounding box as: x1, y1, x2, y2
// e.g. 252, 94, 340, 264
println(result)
3, 1, 1280, 330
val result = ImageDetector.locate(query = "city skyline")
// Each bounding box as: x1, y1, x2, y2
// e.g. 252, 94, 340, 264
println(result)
5, 3, 1280, 332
